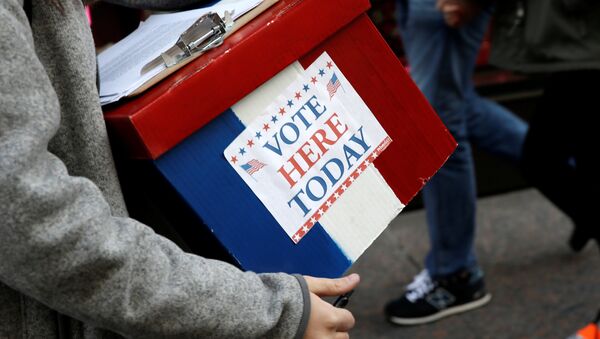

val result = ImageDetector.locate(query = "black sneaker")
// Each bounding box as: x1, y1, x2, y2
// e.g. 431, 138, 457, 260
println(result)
384, 269, 492, 326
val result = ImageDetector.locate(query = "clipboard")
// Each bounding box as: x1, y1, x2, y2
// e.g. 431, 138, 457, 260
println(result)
129, 0, 279, 97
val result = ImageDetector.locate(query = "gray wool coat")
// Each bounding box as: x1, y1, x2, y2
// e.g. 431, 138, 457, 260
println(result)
0, 0, 309, 338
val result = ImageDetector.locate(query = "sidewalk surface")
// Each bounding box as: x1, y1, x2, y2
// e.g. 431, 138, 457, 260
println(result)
346, 189, 600, 338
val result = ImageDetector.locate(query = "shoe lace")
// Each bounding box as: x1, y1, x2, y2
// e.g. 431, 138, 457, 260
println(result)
406, 270, 430, 290
405, 270, 435, 303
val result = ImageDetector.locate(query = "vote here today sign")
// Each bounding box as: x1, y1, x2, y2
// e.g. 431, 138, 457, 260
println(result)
224, 53, 392, 243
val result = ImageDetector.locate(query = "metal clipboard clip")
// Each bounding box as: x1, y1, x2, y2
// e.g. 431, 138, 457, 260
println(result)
141, 11, 233, 75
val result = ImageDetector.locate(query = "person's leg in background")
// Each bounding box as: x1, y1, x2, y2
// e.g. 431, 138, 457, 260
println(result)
568, 71, 600, 251
521, 71, 599, 252
385, 0, 527, 325
571, 71, 600, 251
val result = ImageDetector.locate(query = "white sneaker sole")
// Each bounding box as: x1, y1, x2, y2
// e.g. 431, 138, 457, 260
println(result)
388, 293, 492, 326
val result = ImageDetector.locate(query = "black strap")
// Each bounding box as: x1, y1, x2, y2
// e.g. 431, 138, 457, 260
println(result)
24, 0, 32, 23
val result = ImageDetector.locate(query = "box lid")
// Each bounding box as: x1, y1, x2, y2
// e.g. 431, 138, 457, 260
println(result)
103, 0, 371, 159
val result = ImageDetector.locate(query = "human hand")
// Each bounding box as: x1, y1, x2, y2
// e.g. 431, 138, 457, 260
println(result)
436, 0, 482, 28
303, 274, 360, 339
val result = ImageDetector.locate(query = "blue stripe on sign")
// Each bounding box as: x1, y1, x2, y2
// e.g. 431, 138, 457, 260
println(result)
155, 109, 352, 278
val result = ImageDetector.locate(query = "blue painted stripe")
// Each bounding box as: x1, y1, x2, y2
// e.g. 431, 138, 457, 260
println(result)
155, 109, 352, 278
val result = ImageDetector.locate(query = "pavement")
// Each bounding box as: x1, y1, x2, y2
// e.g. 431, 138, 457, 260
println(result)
345, 189, 600, 339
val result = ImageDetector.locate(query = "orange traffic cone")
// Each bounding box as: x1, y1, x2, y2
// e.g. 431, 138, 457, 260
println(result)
568, 309, 600, 339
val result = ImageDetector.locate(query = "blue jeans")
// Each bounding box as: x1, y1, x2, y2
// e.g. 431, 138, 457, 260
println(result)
397, 0, 528, 277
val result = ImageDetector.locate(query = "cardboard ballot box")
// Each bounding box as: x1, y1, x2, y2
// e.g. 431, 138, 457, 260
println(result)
103, 0, 456, 278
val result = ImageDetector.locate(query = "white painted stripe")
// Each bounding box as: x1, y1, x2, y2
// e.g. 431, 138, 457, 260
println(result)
232, 61, 404, 262
319, 166, 403, 261
233, 62, 304, 125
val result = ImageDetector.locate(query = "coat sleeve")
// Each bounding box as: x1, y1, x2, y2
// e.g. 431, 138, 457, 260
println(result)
102, 0, 215, 11
562, 0, 600, 12
0, 2, 309, 338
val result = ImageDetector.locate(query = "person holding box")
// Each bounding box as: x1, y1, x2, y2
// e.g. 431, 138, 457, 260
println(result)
0, 0, 359, 338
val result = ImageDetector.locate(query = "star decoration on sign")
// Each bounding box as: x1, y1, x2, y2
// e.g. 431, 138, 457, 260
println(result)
230, 156, 238, 164
279, 107, 286, 115
247, 139, 254, 148
318, 69, 325, 76
271, 115, 278, 123
262, 123, 270, 132
294, 92, 302, 100
287, 99, 294, 107
310, 76, 317, 84
326, 61, 333, 69
239, 147, 246, 156
302, 84, 309, 92
255, 131, 262, 139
